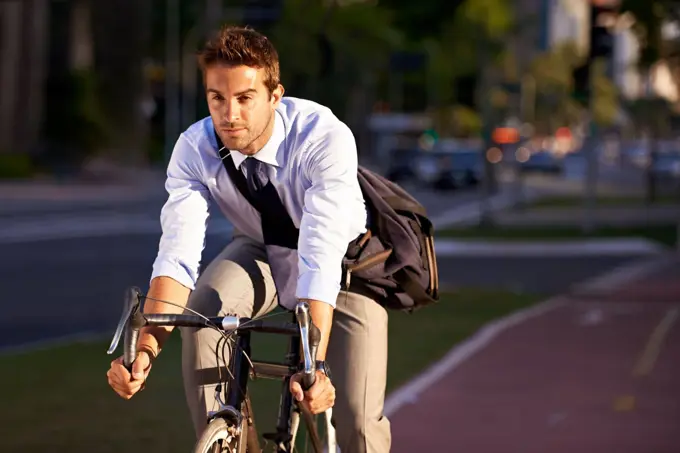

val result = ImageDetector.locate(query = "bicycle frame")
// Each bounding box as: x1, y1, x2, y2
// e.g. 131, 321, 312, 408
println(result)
215, 316, 302, 453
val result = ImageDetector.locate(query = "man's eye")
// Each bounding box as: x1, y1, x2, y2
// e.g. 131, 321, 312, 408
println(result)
212, 95, 223, 101
239, 96, 252, 103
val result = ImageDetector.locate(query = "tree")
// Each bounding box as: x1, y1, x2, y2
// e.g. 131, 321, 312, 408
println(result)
619, 1, 680, 202
269, 0, 403, 153
90, 0, 153, 166
620, 1, 667, 67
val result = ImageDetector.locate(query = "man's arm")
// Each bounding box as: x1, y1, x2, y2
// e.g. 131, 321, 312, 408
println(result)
296, 125, 367, 361
136, 276, 191, 359
138, 134, 211, 360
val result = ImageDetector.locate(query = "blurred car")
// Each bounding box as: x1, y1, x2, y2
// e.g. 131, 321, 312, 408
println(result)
428, 149, 482, 191
519, 150, 563, 174
385, 147, 418, 183
652, 153, 680, 179
385, 146, 482, 191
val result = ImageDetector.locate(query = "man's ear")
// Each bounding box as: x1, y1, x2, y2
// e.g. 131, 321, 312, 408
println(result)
271, 84, 285, 106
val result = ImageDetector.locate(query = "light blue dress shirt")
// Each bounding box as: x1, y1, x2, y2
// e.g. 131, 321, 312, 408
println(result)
151, 97, 368, 309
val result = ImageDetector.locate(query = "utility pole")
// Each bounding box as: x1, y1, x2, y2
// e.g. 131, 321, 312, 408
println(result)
515, 73, 535, 209
580, 0, 619, 234
477, 39, 495, 228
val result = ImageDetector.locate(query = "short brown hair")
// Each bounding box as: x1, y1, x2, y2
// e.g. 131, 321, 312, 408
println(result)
197, 25, 280, 94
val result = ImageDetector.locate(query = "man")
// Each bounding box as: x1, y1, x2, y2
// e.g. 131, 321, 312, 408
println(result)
106, 25, 391, 453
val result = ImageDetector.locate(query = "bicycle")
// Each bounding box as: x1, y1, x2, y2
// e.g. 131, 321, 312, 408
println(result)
107, 286, 337, 453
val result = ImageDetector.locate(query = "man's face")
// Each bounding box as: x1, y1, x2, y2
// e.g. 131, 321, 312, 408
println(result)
205, 64, 283, 155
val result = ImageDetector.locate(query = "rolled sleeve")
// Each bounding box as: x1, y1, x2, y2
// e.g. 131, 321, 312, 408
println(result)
150, 134, 211, 290
295, 126, 366, 308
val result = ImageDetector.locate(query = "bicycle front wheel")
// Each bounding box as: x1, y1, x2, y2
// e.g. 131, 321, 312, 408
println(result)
290, 406, 337, 453
192, 417, 247, 453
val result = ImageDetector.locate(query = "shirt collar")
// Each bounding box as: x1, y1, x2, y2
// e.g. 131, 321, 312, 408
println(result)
229, 111, 285, 169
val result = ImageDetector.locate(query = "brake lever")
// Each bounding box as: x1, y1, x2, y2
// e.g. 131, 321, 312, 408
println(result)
107, 286, 142, 355
295, 301, 320, 390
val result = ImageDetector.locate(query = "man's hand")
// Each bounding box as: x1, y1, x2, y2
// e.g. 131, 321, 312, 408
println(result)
106, 276, 188, 400
289, 370, 335, 415
106, 351, 153, 400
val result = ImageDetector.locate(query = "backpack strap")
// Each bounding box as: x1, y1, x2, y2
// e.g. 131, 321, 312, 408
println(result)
393, 267, 438, 306
383, 196, 428, 218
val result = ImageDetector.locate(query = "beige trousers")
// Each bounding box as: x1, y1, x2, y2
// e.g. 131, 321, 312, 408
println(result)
179, 234, 391, 453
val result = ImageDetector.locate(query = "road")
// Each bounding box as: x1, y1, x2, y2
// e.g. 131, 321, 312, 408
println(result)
0, 233, 645, 350
0, 166, 663, 350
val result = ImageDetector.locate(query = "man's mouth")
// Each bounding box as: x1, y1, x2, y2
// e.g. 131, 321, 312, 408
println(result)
222, 127, 246, 136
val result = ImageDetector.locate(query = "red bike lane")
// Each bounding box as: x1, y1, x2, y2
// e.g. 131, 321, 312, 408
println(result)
389, 257, 680, 453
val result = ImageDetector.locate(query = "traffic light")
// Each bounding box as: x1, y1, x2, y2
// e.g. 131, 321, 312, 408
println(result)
572, 1, 618, 105
572, 63, 590, 106
589, 3, 616, 59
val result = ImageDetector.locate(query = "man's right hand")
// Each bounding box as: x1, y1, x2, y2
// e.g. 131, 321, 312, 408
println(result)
107, 350, 153, 400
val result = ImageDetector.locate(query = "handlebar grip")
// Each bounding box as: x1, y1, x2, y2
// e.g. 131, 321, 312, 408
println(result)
301, 367, 316, 390
123, 324, 139, 372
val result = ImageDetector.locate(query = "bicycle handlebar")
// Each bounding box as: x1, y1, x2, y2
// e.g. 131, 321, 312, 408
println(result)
107, 287, 322, 385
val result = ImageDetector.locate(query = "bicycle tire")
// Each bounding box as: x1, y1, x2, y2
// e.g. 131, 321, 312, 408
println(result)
192, 417, 247, 453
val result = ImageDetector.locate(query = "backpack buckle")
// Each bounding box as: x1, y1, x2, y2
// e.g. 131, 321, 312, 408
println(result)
340, 266, 352, 291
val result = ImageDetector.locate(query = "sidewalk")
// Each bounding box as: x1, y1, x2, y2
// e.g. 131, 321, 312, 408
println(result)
388, 255, 680, 453
0, 168, 167, 215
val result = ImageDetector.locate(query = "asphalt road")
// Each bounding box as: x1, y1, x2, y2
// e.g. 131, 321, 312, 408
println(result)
0, 233, 644, 351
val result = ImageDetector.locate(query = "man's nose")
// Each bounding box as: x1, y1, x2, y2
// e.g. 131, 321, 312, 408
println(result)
224, 99, 240, 123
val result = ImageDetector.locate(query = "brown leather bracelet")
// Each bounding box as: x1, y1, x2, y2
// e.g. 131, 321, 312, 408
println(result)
137, 345, 158, 362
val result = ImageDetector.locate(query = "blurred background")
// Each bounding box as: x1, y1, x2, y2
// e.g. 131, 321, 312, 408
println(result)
1, 0, 680, 452
1, 0, 679, 228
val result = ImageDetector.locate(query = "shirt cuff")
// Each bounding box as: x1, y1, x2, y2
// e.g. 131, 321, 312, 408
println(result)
150, 255, 198, 290
296, 270, 340, 308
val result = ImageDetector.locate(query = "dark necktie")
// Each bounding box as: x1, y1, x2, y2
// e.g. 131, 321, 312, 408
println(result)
241, 157, 300, 308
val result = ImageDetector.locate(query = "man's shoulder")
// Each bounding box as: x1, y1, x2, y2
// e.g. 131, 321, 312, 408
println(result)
278, 97, 352, 143
181, 116, 215, 148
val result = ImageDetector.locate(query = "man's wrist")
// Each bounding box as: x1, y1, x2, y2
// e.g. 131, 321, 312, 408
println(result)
298, 360, 332, 379
137, 326, 165, 360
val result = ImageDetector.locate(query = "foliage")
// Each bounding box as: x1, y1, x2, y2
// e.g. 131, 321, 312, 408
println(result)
270, 0, 404, 117
41, 68, 108, 165
430, 104, 483, 138
0, 154, 34, 179
590, 60, 620, 128
625, 95, 676, 136
619, 0, 669, 68
619, 1, 680, 91
617, 3, 680, 135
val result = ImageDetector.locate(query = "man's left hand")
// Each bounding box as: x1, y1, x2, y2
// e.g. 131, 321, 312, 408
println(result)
290, 370, 335, 414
